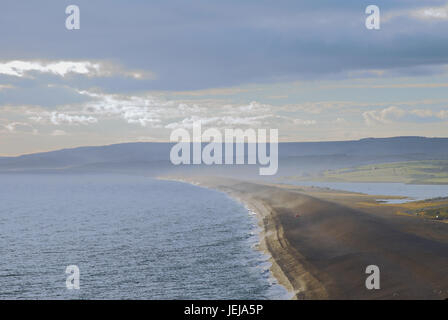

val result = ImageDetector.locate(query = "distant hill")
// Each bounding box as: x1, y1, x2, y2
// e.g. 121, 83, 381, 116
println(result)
279, 137, 448, 157
1, 137, 448, 177
0, 142, 172, 171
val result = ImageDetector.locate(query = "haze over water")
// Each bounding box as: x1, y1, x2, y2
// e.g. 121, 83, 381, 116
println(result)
0, 174, 288, 299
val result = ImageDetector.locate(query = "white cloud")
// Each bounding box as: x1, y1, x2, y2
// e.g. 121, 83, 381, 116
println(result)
177, 103, 203, 114
363, 106, 406, 126
75, 91, 277, 129
437, 110, 448, 119
4, 122, 37, 134
411, 109, 448, 119
0, 61, 99, 77
233, 101, 271, 114
410, 109, 435, 118
50, 112, 98, 125
293, 119, 317, 126
78, 91, 174, 127
415, 6, 448, 20
51, 130, 67, 136
164, 114, 270, 129
19, 85, 448, 136
0, 60, 152, 79
171, 87, 258, 97
385, 3, 448, 22
363, 106, 448, 126
332, 117, 347, 124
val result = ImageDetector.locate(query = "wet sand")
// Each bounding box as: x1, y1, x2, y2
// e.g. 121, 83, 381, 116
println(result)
161, 176, 448, 300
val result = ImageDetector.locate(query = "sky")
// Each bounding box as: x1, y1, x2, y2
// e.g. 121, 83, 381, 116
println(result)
1, 0, 448, 155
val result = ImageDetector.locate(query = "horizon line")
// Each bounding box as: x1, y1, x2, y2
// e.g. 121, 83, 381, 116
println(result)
1, 135, 446, 158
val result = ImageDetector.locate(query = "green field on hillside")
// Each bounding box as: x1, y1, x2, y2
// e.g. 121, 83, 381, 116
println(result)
302, 161, 448, 184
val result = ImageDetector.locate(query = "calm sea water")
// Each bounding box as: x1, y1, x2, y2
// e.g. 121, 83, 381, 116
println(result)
289, 181, 448, 203
0, 174, 289, 299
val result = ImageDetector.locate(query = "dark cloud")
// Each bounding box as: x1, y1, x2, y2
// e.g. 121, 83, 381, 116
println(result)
0, 0, 447, 91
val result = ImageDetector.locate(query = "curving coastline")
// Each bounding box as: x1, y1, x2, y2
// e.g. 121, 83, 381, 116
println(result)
159, 176, 309, 299
160, 175, 448, 300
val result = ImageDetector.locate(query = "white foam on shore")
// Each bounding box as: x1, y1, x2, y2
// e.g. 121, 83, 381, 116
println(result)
243, 203, 294, 300
160, 177, 294, 300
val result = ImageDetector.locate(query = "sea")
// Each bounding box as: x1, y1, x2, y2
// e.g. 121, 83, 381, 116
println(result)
0, 173, 290, 299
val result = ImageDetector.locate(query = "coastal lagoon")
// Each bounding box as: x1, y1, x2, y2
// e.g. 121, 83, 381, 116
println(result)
288, 181, 448, 204
0, 174, 288, 299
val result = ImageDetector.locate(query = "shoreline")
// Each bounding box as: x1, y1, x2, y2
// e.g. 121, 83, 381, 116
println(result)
158, 176, 297, 299
224, 189, 299, 299
159, 175, 448, 300
159, 176, 329, 299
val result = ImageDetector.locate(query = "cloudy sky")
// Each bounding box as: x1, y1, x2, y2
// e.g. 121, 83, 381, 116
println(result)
1, 0, 448, 155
